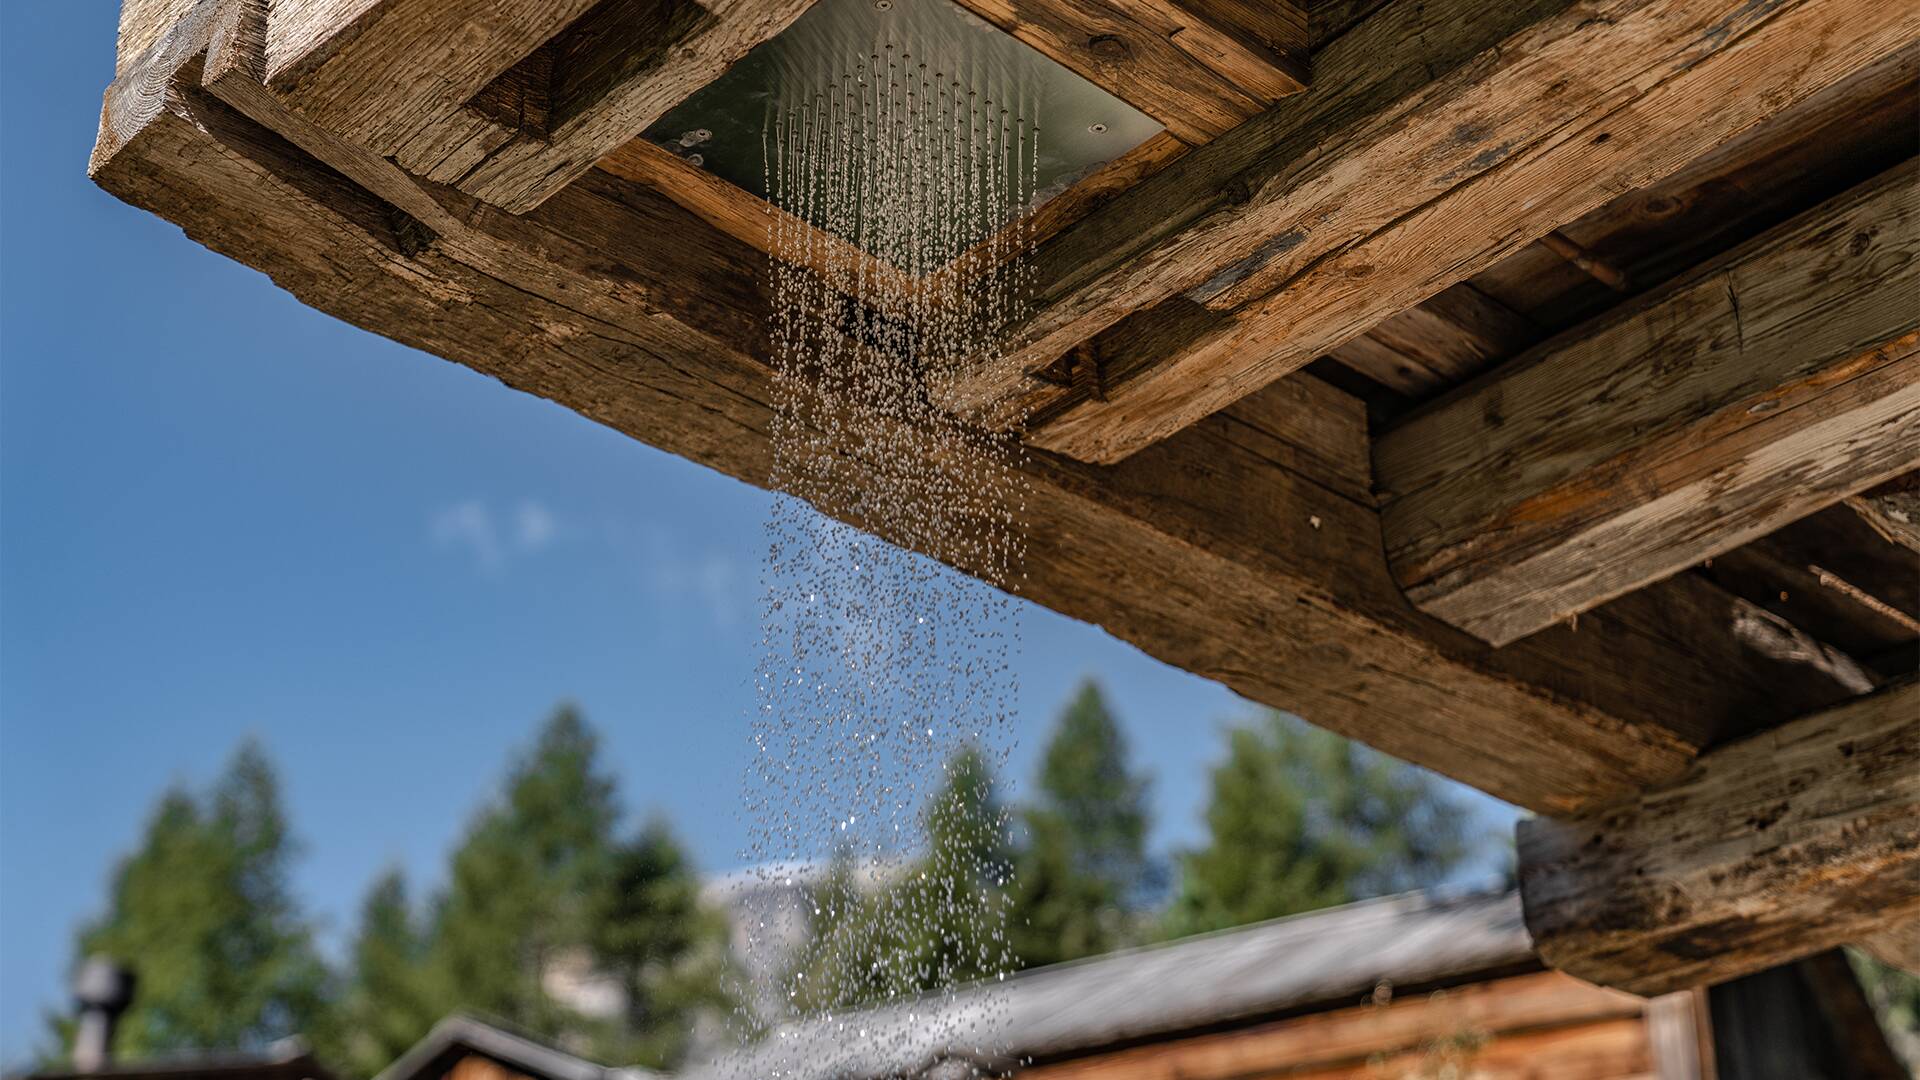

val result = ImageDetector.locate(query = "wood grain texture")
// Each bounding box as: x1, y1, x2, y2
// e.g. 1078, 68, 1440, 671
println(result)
260, 0, 599, 159
1328, 283, 1537, 399
952, 0, 1307, 145
1377, 162, 1920, 646
1019, 971, 1645, 1080
82, 8, 1777, 817
118, 0, 201, 74
1519, 679, 1920, 997
1860, 922, 1920, 974
417, 0, 815, 214
1849, 471, 1920, 555
954, 0, 1919, 462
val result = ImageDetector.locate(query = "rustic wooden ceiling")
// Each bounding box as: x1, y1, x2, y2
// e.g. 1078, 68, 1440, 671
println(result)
95, 0, 1919, 997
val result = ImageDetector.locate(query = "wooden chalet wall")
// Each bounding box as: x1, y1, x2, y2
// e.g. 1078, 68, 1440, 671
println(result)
1018, 971, 1706, 1080
91, 0, 1920, 998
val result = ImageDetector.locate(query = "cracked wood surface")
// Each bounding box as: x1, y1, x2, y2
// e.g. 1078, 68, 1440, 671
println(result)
952, 0, 1920, 463
1375, 161, 1920, 647
1519, 678, 1920, 996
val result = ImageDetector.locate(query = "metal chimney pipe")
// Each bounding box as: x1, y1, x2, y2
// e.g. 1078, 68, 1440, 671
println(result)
71, 956, 135, 1073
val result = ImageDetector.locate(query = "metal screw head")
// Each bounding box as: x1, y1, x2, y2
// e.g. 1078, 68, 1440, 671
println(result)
1087, 122, 1108, 134
874, 0, 893, 9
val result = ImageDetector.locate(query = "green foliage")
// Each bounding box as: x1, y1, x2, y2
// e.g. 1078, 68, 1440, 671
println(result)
588, 820, 736, 1067
424, 705, 622, 1029
53, 708, 733, 1078
1009, 681, 1152, 967
787, 746, 1016, 1011
1165, 712, 1476, 938
1848, 949, 1920, 1067
56, 741, 328, 1060
325, 870, 436, 1079
415, 705, 733, 1071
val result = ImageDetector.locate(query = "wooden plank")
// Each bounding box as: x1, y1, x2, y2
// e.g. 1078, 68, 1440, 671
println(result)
1328, 283, 1537, 399
1519, 679, 1920, 997
259, 0, 600, 160
93, 0, 1905, 826
1260, 1017, 1651, 1080
1860, 922, 1920, 974
593, 129, 1188, 298
1849, 472, 1920, 555
411, 0, 816, 214
951, 0, 1307, 145
118, 0, 200, 73
1467, 51, 1919, 340
1644, 991, 1710, 1080
942, 0, 1920, 462
1019, 970, 1643, 1080
1375, 162, 1920, 646
1700, 507, 1919, 683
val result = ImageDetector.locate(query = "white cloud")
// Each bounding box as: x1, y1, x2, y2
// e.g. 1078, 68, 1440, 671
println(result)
643, 534, 745, 629
430, 498, 565, 575
514, 500, 558, 553
431, 499, 505, 574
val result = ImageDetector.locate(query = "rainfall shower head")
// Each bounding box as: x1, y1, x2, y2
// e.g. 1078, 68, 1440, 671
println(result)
642, 0, 1162, 265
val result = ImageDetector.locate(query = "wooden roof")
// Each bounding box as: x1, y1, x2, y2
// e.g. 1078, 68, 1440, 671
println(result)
90, 0, 1919, 996
683, 889, 1543, 1080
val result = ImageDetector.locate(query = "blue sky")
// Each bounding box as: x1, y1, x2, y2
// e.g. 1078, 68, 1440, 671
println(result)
0, 3, 1516, 1062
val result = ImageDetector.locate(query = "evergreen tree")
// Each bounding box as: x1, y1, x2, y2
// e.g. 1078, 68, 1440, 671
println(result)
419, 705, 730, 1070
1166, 712, 1476, 938
51, 741, 327, 1058
1010, 681, 1152, 968
328, 870, 435, 1079
589, 820, 734, 1068
425, 705, 619, 1029
787, 746, 1014, 1010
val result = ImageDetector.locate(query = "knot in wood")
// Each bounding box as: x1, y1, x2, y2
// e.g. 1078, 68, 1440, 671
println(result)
1087, 34, 1130, 59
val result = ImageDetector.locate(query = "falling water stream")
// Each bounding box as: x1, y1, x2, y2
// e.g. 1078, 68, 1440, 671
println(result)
728, 12, 1043, 1078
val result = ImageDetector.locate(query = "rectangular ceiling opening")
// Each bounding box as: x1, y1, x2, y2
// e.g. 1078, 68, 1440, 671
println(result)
642, 0, 1163, 270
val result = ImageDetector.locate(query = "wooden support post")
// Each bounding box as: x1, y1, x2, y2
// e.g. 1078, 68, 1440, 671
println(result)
1518, 679, 1920, 997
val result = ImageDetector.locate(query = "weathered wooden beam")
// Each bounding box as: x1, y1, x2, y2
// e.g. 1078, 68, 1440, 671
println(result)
90, 0, 1888, 823
406, 0, 816, 214
1848, 471, 1920, 555
943, 0, 1919, 462
1860, 922, 1920, 974
1518, 679, 1920, 997
951, 0, 1307, 145
258, 0, 602, 161
1375, 162, 1920, 646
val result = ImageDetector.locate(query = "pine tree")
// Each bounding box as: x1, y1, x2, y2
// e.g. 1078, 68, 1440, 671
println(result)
1010, 681, 1152, 968
52, 740, 328, 1058
1166, 712, 1476, 938
418, 705, 730, 1069
328, 870, 435, 1079
786, 746, 1015, 1010
589, 820, 734, 1068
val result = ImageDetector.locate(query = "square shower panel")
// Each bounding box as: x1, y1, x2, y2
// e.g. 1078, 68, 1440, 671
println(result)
642, 0, 1163, 266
